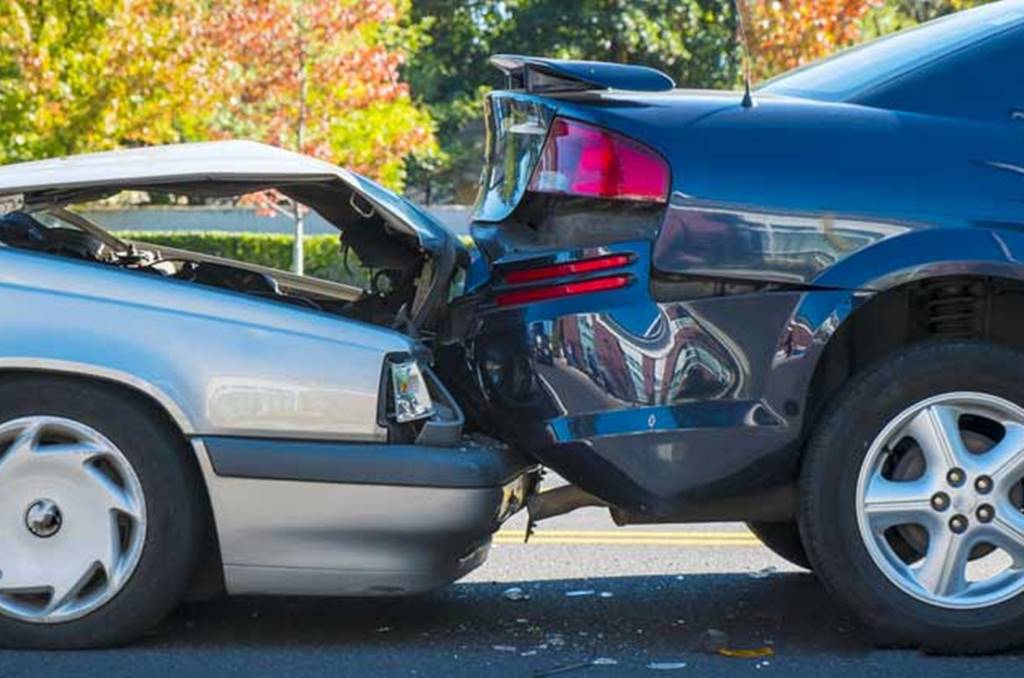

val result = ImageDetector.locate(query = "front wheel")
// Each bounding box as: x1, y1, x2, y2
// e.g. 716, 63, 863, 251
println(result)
800, 341, 1024, 653
0, 375, 205, 648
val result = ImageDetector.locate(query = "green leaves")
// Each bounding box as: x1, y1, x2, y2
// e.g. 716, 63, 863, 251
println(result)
0, 0, 436, 192
403, 0, 741, 202
122, 231, 368, 286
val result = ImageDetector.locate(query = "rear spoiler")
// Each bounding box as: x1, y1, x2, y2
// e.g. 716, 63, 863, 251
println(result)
489, 54, 675, 93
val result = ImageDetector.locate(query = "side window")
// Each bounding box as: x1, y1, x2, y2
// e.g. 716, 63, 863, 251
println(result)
856, 26, 1024, 125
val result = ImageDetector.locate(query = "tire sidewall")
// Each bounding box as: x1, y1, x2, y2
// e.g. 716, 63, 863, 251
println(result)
802, 341, 1024, 649
0, 376, 203, 648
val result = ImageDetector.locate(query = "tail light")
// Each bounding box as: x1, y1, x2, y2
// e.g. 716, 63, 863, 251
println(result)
495, 274, 631, 307
503, 253, 633, 285
528, 118, 669, 203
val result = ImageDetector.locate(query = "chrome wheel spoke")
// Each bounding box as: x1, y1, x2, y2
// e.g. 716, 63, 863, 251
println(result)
83, 463, 142, 521
901, 404, 967, 472
988, 511, 1024, 567
914, 531, 972, 598
857, 392, 1024, 610
0, 422, 41, 474
42, 563, 99, 617
863, 476, 934, 530
982, 422, 1024, 484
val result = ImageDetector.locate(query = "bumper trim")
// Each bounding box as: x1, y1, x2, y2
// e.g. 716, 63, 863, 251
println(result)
204, 435, 534, 489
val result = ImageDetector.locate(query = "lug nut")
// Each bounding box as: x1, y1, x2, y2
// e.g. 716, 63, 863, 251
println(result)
977, 504, 995, 524
950, 514, 969, 534
947, 468, 966, 487
975, 475, 993, 494
931, 492, 950, 511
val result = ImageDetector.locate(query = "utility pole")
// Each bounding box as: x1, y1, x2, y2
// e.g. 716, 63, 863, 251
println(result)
292, 12, 308, 276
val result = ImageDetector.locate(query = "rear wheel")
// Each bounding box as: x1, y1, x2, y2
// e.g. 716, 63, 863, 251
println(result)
800, 341, 1024, 653
0, 375, 204, 648
746, 521, 811, 570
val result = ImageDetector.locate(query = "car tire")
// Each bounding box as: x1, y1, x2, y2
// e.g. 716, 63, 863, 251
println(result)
799, 340, 1024, 653
0, 375, 205, 649
746, 521, 811, 570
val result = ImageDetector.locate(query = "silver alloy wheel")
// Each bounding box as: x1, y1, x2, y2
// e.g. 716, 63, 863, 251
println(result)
856, 392, 1024, 610
0, 416, 146, 623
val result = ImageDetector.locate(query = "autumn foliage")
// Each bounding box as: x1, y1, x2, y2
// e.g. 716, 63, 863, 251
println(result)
741, 0, 885, 81
0, 0, 435, 190
202, 0, 435, 187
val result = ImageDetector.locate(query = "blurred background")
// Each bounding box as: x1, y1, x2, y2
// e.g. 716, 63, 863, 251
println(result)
0, 1, 997, 274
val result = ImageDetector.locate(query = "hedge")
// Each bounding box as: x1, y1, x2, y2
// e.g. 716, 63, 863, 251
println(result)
119, 231, 368, 286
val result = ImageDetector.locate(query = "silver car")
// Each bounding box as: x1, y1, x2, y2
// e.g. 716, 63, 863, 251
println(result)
0, 141, 537, 648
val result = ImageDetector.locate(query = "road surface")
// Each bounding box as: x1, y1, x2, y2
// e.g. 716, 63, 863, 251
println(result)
2, 506, 1021, 676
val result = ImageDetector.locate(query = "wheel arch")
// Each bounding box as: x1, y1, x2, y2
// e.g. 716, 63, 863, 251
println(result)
0, 363, 224, 597
802, 271, 1024, 445
0, 358, 195, 434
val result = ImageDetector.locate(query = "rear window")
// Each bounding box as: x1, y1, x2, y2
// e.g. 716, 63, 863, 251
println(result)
473, 94, 555, 223
760, 1, 1024, 102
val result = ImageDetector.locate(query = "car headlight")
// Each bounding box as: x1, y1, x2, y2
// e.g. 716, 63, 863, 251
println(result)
390, 359, 435, 423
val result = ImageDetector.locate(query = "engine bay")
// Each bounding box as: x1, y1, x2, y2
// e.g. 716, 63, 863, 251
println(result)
0, 205, 433, 331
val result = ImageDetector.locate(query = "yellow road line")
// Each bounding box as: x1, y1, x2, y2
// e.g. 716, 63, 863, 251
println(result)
492, 529, 762, 546
497, 530, 756, 538
494, 539, 760, 546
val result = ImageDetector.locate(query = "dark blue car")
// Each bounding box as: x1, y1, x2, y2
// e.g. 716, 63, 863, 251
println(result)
441, 0, 1024, 653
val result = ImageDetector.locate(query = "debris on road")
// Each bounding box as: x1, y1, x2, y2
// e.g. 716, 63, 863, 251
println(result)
647, 661, 688, 670
492, 644, 517, 653
533, 657, 621, 677
565, 589, 596, 597
698, 626, 775, 658
717, 646, 775, 659
503, 586, 530, 601
748, 566, 778, 579
599, 591, 614, 598
698, 628, 730, 654
533, 660, 594, 677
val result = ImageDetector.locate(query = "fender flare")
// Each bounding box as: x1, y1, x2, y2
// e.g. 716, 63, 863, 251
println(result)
0, 357, 196, 434
770, 226, 1024, 433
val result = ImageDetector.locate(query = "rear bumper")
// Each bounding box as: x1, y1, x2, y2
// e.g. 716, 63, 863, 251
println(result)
440, 239, 855, 517
192, 437, 536, 596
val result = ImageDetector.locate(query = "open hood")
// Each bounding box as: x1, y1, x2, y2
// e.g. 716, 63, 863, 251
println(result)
0, 141, 464, 335
0, 140, 456, 257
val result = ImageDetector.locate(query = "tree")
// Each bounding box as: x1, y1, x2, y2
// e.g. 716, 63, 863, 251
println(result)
0, 0, 206, 164
405, 0, 739, 203
202, 0, 435, 188
861, 0, 995, 39
740, 0, 885, 81
200, 0, 436, 272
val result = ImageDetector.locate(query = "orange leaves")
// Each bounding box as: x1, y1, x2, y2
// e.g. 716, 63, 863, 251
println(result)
741, 0, 885, 80
0, 0, 434, 190
198, 0, 435, 188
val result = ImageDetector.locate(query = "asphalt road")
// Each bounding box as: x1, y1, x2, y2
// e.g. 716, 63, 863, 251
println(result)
3, 506, 1022, 677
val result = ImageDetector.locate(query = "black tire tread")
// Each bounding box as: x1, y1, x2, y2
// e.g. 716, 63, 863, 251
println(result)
799, 340, 1024, 654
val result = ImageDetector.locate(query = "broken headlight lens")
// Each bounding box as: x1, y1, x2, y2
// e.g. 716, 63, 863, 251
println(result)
390, 360, 435, 423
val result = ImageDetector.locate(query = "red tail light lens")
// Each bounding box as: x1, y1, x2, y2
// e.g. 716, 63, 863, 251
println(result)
495, 274, 631, 307
528, 118, 669, 203
503, 253, 632, 285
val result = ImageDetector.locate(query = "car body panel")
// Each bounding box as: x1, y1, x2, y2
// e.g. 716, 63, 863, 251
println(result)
192, 440, 533, 596
0, 141, 535, 601
454, 9, 1024, 518
0, 246, 401, 440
